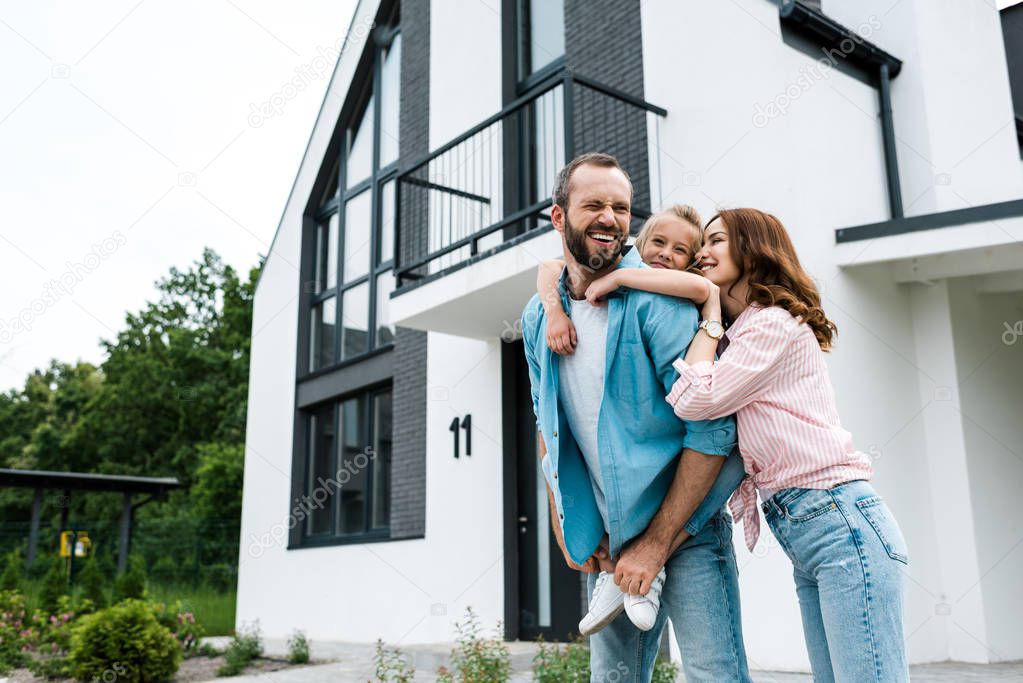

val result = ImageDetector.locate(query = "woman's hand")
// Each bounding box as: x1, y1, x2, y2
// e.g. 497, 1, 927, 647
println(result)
585, 272, 621, 305
546, 311, 577, 355
701, 281, 722, 322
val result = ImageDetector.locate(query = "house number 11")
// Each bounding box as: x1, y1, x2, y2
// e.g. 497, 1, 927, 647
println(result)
448, 414, 472, 458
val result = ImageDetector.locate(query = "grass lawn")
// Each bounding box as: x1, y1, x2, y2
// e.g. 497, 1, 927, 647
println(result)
148, 582, 237, 636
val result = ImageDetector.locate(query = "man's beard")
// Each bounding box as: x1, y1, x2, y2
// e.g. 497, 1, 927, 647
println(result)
563, 214, 627, 274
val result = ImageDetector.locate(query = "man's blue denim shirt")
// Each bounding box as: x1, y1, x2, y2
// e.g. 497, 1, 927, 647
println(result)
522, 247, 746, 564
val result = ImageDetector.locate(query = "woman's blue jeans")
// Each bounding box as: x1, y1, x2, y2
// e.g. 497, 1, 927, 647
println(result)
763, 480, 910, 682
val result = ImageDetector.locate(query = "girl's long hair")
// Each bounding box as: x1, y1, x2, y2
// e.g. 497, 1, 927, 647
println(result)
710, 208, 837, 350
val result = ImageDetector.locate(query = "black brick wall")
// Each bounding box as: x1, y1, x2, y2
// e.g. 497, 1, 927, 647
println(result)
564, 0, 651, 211
389, 0, 430, 539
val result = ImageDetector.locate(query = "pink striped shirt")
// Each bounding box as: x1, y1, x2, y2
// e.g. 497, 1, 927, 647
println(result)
665, 303, 873, 550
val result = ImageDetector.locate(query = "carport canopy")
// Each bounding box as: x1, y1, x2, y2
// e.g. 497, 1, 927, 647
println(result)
0, 468, 182, 573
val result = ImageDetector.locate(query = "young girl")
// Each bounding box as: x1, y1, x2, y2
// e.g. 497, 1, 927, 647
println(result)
538, 204, 711, 356
535, 205, 716, 636
658, 208, 908, 681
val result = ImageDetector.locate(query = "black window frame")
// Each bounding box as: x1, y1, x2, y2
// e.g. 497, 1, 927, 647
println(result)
290, 1, 402, 552
305, 10, 401, 378
298, 383, 393, 546
514, 0, 566, 88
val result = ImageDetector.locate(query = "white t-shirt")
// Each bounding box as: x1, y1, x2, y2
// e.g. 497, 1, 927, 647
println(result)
557, 298, 610, 530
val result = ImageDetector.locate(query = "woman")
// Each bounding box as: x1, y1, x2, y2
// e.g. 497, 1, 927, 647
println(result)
664, 208, 910, 682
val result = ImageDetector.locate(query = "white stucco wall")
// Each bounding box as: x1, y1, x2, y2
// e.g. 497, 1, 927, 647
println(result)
825, 0, 1023, 217
641, 0, 941, 670
949, 279, 1023, 662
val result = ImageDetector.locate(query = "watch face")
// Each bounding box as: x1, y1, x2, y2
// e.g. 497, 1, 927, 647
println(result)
706, 321, 724, 338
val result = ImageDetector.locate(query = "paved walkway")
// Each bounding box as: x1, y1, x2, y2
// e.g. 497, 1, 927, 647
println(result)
225, 659, 1023, 682
212, 639, 1023, 681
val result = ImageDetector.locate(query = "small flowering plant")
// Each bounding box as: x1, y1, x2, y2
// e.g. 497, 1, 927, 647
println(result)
151, 599, 206, 656
0, 589, 32, 669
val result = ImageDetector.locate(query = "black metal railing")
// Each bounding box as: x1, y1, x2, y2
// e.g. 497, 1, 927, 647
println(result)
394, 72, 667, 288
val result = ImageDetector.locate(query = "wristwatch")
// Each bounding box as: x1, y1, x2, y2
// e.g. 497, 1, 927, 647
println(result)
699, 319, 725, 340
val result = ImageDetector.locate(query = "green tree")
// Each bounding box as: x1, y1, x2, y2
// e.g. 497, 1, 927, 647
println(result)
67, 249, 257, 484
0, 248, 260, 570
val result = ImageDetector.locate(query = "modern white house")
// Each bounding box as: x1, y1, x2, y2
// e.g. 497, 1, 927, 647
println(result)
238, 0, 1023, 671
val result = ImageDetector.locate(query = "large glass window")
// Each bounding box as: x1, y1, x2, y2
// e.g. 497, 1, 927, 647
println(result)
307, 16, 401, 373
513, 0, 566, 210
303, 387, 392, 540
516, 0, 565, 81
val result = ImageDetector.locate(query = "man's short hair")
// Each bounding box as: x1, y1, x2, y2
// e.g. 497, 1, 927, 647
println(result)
552, 152, 633, 212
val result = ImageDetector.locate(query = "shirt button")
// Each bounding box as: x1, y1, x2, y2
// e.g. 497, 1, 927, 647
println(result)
553, 431, 558, 438
553, 472, 558, 479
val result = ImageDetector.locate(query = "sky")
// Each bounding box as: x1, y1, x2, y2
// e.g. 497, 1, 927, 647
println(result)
0, 0, 358, 393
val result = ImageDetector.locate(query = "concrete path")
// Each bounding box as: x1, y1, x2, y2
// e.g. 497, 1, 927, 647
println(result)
205, 638, 1023, 682
223, 659, 1023, 682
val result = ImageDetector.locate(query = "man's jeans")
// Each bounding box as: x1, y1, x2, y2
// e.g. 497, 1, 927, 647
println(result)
763, 480, 909, 683
587, 510, 751, 683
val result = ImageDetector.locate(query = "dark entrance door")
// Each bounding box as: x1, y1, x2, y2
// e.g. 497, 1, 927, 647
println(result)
502, 340, 582, 642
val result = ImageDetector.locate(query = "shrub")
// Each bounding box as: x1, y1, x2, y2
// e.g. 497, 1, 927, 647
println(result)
68, 599, 182, 682
151, 556, 181, 585
287, 629, 310, 664
217, 622, 262, 676
0, 590, 31, 671
440, 607, 510, 683
373, 639, 415, 683
651, 657, 679, 683
201, 563, 235, 592
532, 637, 589, 682
151, 600, 207, 656
75, 556, 107, 607
112, 556, 147, 602
0, 550, 21, 591
531, 636, 680, 682
37, 560, 68, 615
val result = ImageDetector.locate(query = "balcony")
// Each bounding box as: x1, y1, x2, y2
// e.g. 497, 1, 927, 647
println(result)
389, 71, 666, 339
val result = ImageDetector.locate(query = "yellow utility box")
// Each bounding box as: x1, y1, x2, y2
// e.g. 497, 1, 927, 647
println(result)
59, 530, 91, 558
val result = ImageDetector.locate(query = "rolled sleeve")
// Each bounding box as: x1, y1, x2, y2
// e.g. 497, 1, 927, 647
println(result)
680, 415, 737, 456
666, 358, 714, 408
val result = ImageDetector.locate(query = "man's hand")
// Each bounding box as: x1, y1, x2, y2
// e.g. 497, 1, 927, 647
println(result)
614, 533, 668, 596
545, 310, 577, 355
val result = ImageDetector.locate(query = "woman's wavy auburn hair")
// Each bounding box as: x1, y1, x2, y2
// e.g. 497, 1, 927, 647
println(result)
709, 208, 837, 350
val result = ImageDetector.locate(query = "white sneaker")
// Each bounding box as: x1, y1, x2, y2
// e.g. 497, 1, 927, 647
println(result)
578, 571, 625, 636
624, 567, 666, 631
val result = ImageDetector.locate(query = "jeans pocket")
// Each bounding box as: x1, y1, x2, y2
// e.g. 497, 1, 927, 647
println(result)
781, 488, 838, 523
856, 496, 909, 564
